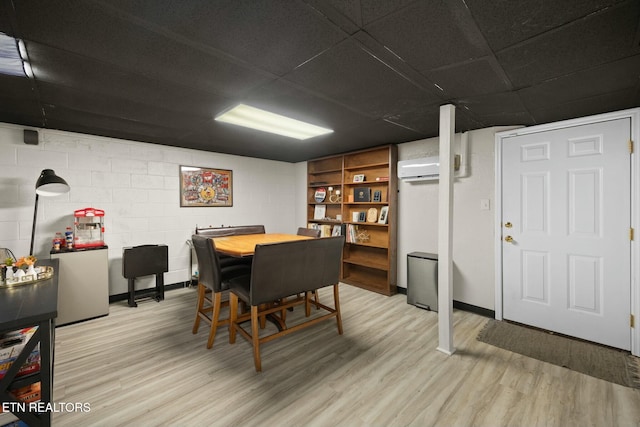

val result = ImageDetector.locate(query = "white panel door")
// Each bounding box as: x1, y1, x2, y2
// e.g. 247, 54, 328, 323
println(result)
502, 118, 631, 350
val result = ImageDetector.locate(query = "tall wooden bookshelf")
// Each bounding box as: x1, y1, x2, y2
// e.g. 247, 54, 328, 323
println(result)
307, 145, 397, 296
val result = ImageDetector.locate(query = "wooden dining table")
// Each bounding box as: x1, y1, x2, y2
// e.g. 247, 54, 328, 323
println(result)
212, 233, 312, 257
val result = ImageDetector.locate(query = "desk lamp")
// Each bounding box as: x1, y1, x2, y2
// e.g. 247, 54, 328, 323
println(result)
29, 169, 70, 256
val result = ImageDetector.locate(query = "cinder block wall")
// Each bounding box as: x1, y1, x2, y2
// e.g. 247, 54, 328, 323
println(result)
0, 123, 297, 295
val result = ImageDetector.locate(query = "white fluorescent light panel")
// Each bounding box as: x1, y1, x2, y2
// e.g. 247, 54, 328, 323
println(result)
215, 104, 333, 140
0, 32, 24, 77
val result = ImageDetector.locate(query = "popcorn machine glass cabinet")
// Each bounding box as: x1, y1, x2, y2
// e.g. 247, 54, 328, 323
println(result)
74, 208, 105, 248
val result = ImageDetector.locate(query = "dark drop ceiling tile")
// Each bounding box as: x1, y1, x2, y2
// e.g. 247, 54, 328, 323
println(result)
364, 0, 491, 72
38, 83, 209, 132
107, 0, 347, 76
360, 0, 420, 26
0, 74, 38, 99
426, 57, 512, 100
302, 0, 418, 28
0, 98, 44, 128
529, 89, 637, 124
301, 0, 362, 33
458, 92, 536, 127
44, 106, 189, 142
384, 103, 441, 136
465, 0, 627, 51
0, 75, 44, 126
497, 1, 640, 88
14, 1, 271, 98
26, 43, 232, 117
335, 119, 425, 150
518, 54, 640, 110
286, 38, 438, 118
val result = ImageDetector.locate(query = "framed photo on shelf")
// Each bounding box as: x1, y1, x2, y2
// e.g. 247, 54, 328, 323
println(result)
354, 187, 371, 202
314, 204, 327, 220
180, 165, 232, 207
353, 174, 365, 182
378, 206, 389, 224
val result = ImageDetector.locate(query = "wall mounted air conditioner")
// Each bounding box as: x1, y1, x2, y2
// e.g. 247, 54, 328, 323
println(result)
397, 156, 440, 182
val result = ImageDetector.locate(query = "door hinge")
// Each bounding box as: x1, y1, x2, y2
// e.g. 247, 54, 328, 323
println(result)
630, 139, 634, 154
631, 228, 634, 241
631, 314, 635, 328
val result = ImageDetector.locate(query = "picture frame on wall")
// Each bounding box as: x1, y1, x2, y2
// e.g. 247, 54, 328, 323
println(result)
179, 165, 233, 207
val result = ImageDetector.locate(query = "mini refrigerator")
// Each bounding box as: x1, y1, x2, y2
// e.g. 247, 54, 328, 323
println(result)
50, 247, 109, 326
407, 252, 438, 311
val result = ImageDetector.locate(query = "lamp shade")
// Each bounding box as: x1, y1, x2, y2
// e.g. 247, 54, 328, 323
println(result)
35, 169, 70, 196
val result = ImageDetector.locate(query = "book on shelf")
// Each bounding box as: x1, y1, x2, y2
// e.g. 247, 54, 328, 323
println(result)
0, 382, 40, 414
320, 224, 332, 237
0, 327, 40, 381
346, 224, 358, 243
331, 224, 342, 236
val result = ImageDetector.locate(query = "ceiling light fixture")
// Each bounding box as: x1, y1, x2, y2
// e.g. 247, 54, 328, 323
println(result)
0, 33, 32, 78
215, 104, 333, 140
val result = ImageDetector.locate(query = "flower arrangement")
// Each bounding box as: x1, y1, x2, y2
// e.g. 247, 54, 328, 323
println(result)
15, 255, 37, 269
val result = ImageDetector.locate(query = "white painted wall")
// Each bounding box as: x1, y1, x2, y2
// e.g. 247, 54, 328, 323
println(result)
397, 126, 519, 310
0, 123, 298, 296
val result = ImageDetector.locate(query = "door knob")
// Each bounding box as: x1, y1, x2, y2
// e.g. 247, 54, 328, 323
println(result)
505, 222, 512, 228
504, 235, 514, 243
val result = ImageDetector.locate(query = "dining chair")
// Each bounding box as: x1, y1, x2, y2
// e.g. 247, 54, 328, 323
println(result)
195, 225, 265, 269
227, 236, 345, 372
296, 227, 321, 238
296, 227, 321, 308
191, 235, 250, 349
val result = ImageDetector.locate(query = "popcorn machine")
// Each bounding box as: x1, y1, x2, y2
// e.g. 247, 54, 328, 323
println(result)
73, 208, 105, 248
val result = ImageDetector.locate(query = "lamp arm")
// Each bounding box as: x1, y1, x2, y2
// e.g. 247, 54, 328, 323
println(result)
29, 193, 39, 256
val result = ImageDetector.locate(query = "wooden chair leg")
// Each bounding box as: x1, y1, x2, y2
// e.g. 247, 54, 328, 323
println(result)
206, 292, 222, 349
251, 305, 262, 372
333, 284, 343, 335
259, 304, 267, 329
192, 283, 206, 334
305, 291, 311, 317
314, 289, 320, 307
229, 292, 238, 344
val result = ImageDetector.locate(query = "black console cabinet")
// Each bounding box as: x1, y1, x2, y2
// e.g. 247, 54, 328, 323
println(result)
0, 258, 58, 427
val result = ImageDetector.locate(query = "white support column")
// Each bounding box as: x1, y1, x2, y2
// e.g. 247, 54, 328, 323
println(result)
437, 104, 456, 355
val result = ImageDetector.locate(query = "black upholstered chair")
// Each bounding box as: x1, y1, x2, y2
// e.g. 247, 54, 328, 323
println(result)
296, 227, 321, 238
191, 234, 250, 349
227, 235, 345, 372
296, 227, 322, 306
195, 225, 265, 268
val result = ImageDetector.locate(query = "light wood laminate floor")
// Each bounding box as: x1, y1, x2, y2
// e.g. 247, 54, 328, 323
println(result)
49, 285, 640, 427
